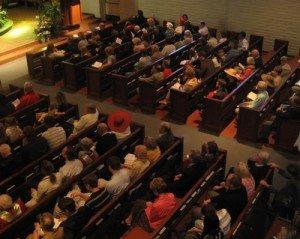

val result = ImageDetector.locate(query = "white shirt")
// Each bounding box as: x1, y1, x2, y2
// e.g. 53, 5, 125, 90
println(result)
238, 38, 249, 51
42, 127, 66, 149
198, 26, 209, 36
59, 159, 83, 178
105, 168, 130, 197
73, 110, 99, 134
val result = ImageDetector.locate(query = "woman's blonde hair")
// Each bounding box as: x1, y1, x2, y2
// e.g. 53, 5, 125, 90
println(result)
235, 161, 251, 178
150, 177, 167, 194
134, 145, 148, 160
0, 194, 13, 210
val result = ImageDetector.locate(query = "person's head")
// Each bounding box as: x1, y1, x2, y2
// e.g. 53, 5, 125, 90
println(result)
24, 82, 34, 94
184, 30, 192, 38
206, 141, 219, 155
220, 31, 227, 39
162, 60, 170, 69
105, 46, 114, 57
216, 79, 226, 89
273, 66, 282, 76
99, 22, 105, 30
78, 31, 86, 40
182, 14, 188, 21
147, 17, 155, 27
246, 56, 255, 66
184, 65, 196, 79
159, 121, 172, 134
0, 144, 12, 158
56, 91, 67, 106
166, 22, 173, 30
235, 161, 252, 179
189, 149, 202, 164
84, 174, 99, 191
134, 25, 141, 33
132, 37, 142, 46
152, 64, 162, 73
80, 137, 94, 151
197, 50, 206, 60
97, 122, 109, 136
251, 49, 260, 58
39, 212, 55, 232
144, 136, 158, 150
57, 197, 76, 216
134, 145, 148, 160
5, 117, 18, 127
201, 203, 218, 219
80, 46, 90, 56
217, 49, 225, 58
41, 160, 57, 184
46, 43, 55, 54
256, 150, 270, 165
44, 115, 56, 128
137, 10, 144, 17
107, 156, 121, 172
280, 56, 288, 65
229, 40, 238, 49
151, 44, 159, 54
150, 177, 168, 195
199, 21, 206, 28
226, 173, 242, 190
256, 81, 268, 92
66, 148, 77, 161
290, 95, 300, 106
86, 103, 97, 114
189, 48, 198, 59
23, 126, 36, 140
239, 31, 246, 39
0, 194, 13, 211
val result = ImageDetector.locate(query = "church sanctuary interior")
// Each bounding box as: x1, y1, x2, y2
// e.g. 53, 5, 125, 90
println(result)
0, 0, 299, 238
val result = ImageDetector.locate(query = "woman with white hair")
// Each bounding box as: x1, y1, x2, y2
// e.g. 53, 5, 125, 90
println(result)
183, 30, 193, 45
165, 22, 175, 38
235, 56, 256, 82
0, 194, 26, 229
235, 161, 255, 199
132, 37, 146, 53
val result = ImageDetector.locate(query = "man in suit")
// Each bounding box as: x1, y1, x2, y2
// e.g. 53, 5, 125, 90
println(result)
171, 150, 207, 197
95, 123, 118, 155
156, 122, 174, 152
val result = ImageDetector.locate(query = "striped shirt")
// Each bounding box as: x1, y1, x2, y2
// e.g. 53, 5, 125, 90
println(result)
42, 127, 66, 149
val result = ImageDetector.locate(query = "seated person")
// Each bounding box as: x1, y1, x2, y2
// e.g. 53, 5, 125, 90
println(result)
165, 22, 175, 38
206, 173, 248, 222
27, 212, 63, 239
95, 123, 118, 155
73, 103, 99, 135
80, 46, 92, 59
237, 31, 249, 51
126, 177, 176, 231
201, 141, 220, 162
144, 136, 161, 162
207, 79, 228, 100
189, 48, 199, 62
26, 160, 62, 207
4, 117, 23, 143
195, 51, 215, 79
0, 194, 26, 230
218, 31, 227, 45
98, 156, 131, 197
45, 43, 65, 59
259, 96, 300, 144
88, 30, 101, 46
0, 144, 23, 179
134, 51, 152, 71
70, 174, 110, 210
212, 49, 225, 68
16, 82, 40, 110
22, 126, 49, 161
133, 10, 147, 26
234, 162, 255, 199
198, 21, 209, 37
235, 81, 269, 114
224, 40, 241, 63
280, 56, 292, 80
78, 137, 98, 165
234, 56, 256, 82
66, 35, 79, 54
179, 64, 201, 92
261, 66, 283, 90
150, 44, 163, 62
132, 37, 146, 53
77, 32, 88, 51
171, 150, 207, 197
250, 49, 263, 69
179, 14, 189, 26
59, 148, 83, 179
161, 37, 176, 56
139, 64, 164, 83
162, 60, 173, 78
55, 91, 69, 113
207, 34, 218, 49
124, 145, 150, 179
107, 111, 131, 140
156, 121, 175, 152
42, 115, 66, 149
93, 46, 117, 70
183, 30, 193, 45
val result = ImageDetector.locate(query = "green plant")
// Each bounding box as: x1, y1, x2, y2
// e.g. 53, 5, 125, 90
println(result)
34, 0, 63, 42
0, 9, 8, 28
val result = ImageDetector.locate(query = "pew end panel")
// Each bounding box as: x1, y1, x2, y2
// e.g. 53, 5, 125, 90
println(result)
169, 89, 190, 124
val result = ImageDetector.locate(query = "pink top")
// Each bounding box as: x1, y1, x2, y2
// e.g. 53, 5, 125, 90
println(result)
242, 177, 255, 199
145, 193, 176, 230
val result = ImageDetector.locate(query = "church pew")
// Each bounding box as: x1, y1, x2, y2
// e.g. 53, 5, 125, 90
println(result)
226, 169, 274, 239
121, 149, 227, 239
62, 55, 99, 91
275, 117, 300, 152
79, 137, 184, 238
237, 56, 299, 143
0, 84, 23, 105
0, 122, 145, 239
138, 32, 238, 114
110, 36, 203, 105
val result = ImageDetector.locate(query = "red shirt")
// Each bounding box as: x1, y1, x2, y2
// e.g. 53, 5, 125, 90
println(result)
237, 67, 254, 82
17, 92, 40, 110
163, 68, 173, 79
145, 193, 176, 230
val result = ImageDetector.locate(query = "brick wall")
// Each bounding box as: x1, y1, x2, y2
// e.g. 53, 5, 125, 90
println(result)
137, 0, 300, 55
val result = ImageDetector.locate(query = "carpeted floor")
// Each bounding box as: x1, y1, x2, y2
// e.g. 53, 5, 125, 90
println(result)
0, 56, 298, 189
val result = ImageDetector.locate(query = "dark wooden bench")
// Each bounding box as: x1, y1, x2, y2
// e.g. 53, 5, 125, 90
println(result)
0, 84, 23, 105
121, 149, 227, 239
110, 36, 203, 105
237, 56, 299, 143
0, 121, 145, 239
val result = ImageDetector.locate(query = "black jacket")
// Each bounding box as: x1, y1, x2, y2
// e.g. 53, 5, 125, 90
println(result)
156, 132, 175, 152
21, 137, 49, 161
96, 132, 118, 155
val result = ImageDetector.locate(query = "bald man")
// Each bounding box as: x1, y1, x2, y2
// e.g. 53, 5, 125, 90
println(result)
250, 49, 263, 69
95, 123, 118, 155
